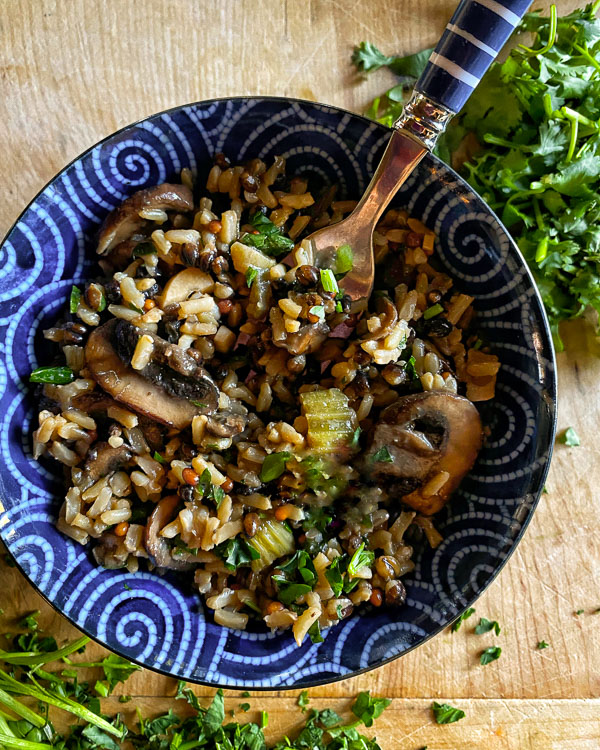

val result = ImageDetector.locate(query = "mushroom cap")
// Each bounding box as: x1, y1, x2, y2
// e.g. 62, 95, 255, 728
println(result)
85, 319, 217, 429
97, 183, 194, 256
366, 391, 483, 515
144, 494, 193, 570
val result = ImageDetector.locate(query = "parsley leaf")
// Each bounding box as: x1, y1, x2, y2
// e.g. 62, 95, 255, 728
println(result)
308, 620, 324, 644
451, 607, 476, 632
271, 577, 312, 605
298, 690, 310, 710
101, 653, 141, 692
69, 285, 81, 313
480, 646, 502, 665
348, 542, 375, 576
30, 366, 74, 384
242, 212, 294, 256
372, 445, 393, 463
537, 640, 550, 649
215, 537, 260, 571
558, 426, 580, 446
260, 451, 292, 482
474, 617, 501, 636
432, 701, 466, 724
245, 266, 259, 287
351, 690, 391, 727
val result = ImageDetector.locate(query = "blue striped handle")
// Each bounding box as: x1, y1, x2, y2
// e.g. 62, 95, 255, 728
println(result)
415, 0, 531, 114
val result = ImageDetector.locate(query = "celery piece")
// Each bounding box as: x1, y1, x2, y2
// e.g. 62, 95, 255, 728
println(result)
248, 520, 295, 572
300, 388, 357, 453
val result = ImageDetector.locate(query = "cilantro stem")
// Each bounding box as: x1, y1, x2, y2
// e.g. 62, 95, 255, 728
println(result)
592, 0, 600, 15
483, 134, 524, 150
0, 734, 53, 750
532, 197, 545, 231
535, 237, 549, 264
0, 686, 46, 727
519, 4, 557, 56
0, 636, 90, 666
565, 116, 578, 162
0, 669, 123, 739
561, 106, 597, 130
573, 42, 600, 73
542, 93, 554, 118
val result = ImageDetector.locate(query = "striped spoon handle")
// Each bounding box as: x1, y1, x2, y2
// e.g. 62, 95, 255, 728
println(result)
417, 0, 531, 113
394, 0, 531, 147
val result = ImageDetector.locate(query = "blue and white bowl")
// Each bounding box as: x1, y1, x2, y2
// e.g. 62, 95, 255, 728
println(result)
0, 97, 556, 689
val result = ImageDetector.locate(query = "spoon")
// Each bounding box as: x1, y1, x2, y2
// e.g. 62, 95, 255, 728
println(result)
306, 0, 532, 304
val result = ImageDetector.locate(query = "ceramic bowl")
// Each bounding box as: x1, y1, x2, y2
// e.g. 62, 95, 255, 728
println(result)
0, 97, 556, 688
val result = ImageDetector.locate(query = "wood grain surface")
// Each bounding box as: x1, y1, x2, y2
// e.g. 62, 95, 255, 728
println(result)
1, 0, 599, 747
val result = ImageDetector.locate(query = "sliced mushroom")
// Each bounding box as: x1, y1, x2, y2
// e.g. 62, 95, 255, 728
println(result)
144, 494, 193, 571
97, 183, 194, 256
362, 296, 398, 341
365, 391, 482, 515
113, 319, 220, 397
84, 441, 132, 482
159, 267, 214, 308
277, 321, 330, 355
206, 411, 248, 438
85, 320, 217, 429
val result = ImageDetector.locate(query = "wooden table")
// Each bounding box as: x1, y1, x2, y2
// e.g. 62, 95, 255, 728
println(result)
1, 1, 599, 747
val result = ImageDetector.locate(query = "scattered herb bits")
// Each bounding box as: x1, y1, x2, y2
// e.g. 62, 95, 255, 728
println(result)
451, 607, 475, 632
431, 701, 465, 724
30, 366, 75, 384
537, 640, 550, 649
558, 427, 580, 447
474, 617, 501, 636
480, 646, 502, 665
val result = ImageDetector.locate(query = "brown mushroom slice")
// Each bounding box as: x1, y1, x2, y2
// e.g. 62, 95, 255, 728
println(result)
205, 411, 248, 438
144, 494, 193, 571
276, 321, 330, 355
112, 319, 220, 399
97, 183, 194, 256
159, 267, 214, 308
85, 320, 213, 429
366, 391, 482, 515
362, 296, 398, 342
83, 441, 132, 482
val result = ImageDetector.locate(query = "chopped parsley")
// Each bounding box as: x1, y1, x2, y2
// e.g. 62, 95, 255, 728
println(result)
537, 640, 550, 649
403, 355, 419, 380
372, 445, 393, 463
351, 691, 391, 727
190, 400, 208, 408
298, 690, 310, 711
480, 646, 502, 665
474, 617, 501, 636
451, 607, 476, 632
432, 701, 466, 724
214, 537, 260, 571
347, 542, 375, 576
30, 366, 75, 384
558, 427, 580, 446
132, 241, 157, 257
260, 451, 292, 482
308, 620, 324, 644
152, 451, 166, 464
245, 266, 259, 287
242, 212, 294, 256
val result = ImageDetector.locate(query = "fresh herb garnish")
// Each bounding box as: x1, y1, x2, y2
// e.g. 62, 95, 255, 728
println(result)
351, 690, 391, 727
260, 451, 292, 482
335, 244, 354, 274
432, 701, 466, 724
357, 4, 600, 350
128, 302, 144, 314
451, 607, 476, 632
474, 617, 501, 636
402, 355, 419, 380
245, 266, 259, 287
480, 646, 502, 665
242, 212, 294, 256
298, 690, 310, 710
214, 537, 260, 571
372, 445, 393, 463
30, 366, 75, 384
537, 640, 550, 649
271, 577, 312, 605
320, 268, 339, 294
349, 426, 362, 449
152, 451, 166, 464
190, 400, 208, 408
558, 427, 580, 446
423, 303, 444, 320
575, 609, 585, 615
69, 285, 81, 313
239, 702, 250, 712
347, 542, 375, 577
308, 620, 324, 644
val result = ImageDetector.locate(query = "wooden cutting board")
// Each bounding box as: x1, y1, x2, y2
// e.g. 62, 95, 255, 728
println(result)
1, 0, 599, 747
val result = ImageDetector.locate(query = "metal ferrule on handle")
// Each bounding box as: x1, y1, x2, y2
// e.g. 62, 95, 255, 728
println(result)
395, 0, 531, 147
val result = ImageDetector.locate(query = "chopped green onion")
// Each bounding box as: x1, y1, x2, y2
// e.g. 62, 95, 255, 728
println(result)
423, 303, 444, 320
133, 242, 157, 257
320, 268, 339, 293
152, 451, 166, 464
335, 244, 354, 274
69, 286, 81, 314
128, 302, 143, 314
29, 366, 74, 385
309, 305, 325, 320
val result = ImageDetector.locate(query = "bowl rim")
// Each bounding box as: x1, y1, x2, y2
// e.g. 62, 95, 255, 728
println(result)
1, 95, 558, 690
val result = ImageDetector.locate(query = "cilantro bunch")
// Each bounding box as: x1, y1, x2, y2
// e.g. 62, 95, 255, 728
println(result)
354, 1, 600, 349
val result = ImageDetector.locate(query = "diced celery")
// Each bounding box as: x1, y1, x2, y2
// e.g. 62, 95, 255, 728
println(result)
249, 519, 295, 572
300, 388, 357, 453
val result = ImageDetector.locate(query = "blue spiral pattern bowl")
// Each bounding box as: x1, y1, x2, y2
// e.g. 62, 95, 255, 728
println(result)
0, 97, 556, 689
